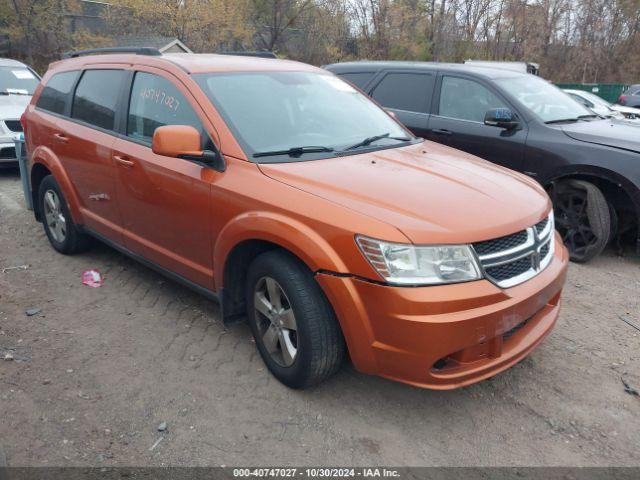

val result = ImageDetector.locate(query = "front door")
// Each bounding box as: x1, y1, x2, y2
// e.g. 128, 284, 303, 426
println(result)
427, 75, 527, 172
112, 69, 217, 289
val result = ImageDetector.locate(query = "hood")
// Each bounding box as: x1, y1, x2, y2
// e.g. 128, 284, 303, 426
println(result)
560, 119, 640, 153
258, 141, 550, 244
0, 95, 31, 120
611, 104, 640, 116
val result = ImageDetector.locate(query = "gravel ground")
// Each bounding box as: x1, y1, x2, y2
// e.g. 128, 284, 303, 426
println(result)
0, 168, 639, 467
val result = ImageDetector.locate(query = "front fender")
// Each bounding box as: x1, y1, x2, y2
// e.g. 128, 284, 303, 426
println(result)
213, 211, 348, 289
31, 146, 83, 224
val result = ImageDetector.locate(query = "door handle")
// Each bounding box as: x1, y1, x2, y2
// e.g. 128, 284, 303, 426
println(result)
431, 128, 452, 136
113, 155, 134, 168
53, 133, 69, 143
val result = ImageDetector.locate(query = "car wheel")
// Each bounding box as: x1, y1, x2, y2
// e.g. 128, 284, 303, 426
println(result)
38, 175, 91, 254
554, 179, 610, 263
245, 249, 346, 389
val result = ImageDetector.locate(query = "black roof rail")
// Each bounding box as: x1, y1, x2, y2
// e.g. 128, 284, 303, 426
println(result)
62, 47, 162, 59
219, 51, 277, 59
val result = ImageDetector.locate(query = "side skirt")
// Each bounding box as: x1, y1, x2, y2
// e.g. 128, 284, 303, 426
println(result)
81, 227, 224, 311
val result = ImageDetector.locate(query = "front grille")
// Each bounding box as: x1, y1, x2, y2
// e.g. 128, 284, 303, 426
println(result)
485, 256, 532, 282
0, 146, 16, 159
473, 214, 554, 289
4, 120, 22, 132
535, 218, 548, 234
473, 230, 528, 256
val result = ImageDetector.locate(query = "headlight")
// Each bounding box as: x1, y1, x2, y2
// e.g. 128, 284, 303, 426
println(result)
356, 236, 482, 285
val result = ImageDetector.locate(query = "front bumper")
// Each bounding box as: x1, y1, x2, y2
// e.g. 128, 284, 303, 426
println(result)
0, 141, 18, 165
316, 232, 569, 389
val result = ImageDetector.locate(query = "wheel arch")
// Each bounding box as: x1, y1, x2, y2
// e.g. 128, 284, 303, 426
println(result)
545, 166, 640, 244
214, 212, 348, 324
30, 146, 83, 224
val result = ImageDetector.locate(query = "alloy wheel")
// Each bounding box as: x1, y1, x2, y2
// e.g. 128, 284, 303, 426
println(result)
253, 276, 298, 367
43, 189, 67, 243
555, 189, 596, 259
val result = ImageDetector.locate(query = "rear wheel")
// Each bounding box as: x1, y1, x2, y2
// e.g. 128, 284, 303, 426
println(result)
245, 250, 345, 389
554, 179, 610, 262
38, 175, 91, 254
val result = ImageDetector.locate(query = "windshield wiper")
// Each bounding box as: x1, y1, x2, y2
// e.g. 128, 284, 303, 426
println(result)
545, 118, 580, 124
545, 114, 600, 125
253, 145, 334, 158
342, 133, 411, 151
577, 114, 600, 121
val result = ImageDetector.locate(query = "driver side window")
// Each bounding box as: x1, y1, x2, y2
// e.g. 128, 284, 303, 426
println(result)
127, 72, 212, 149
439, 76, 507, 123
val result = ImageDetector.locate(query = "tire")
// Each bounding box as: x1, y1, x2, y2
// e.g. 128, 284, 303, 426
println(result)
38, 175, 91, 254
245, 249, 346, 389
553, 179, 610, 263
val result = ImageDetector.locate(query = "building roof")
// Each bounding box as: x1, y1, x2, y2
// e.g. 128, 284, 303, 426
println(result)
113, 36, 193, 54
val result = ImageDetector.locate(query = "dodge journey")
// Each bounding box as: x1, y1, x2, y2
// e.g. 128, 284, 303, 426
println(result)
23, 49, 569, 389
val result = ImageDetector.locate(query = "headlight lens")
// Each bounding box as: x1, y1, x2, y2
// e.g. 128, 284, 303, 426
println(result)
356, 236, 482, 285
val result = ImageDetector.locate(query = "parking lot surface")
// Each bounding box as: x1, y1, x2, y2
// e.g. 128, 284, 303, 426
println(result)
0, 170, 639, 466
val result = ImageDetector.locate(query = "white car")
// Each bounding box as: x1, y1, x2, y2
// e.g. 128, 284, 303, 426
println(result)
563, 89, 640, 124
0, 58, 40, 166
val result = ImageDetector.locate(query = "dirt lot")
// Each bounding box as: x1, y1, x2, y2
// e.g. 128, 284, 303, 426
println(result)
0, 168, 639, 467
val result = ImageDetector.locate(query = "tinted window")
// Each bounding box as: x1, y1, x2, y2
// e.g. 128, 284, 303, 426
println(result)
72, 70, 126, 130
337, 72, 374, 89
371, 73, 433, 113
439, 76, 507, 122
36, 71, 80, 115
128, 72, 206, 146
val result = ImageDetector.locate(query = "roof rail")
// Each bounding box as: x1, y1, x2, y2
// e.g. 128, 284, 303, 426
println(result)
219, 51, 277, 59
62, 47, 162, 59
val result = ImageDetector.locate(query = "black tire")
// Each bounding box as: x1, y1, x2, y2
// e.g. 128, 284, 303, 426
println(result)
554, 179, 610, 263
245, 249, 346, 389
38, 175, 91, 254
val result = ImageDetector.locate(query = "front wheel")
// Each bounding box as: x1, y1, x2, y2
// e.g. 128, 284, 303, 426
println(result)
553, 179, 610, 263
245, 250, 346, 389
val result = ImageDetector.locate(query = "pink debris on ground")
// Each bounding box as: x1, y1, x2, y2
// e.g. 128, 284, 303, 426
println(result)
82, 270, 104, 288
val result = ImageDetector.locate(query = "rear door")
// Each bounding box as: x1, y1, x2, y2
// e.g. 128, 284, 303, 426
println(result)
111, 68, 216, 289
53, 67, 128, 241
367, 71, 435, 138
427, 74, 527, 172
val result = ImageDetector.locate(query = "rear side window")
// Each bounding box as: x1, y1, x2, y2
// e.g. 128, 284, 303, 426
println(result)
36, 71, 80, 115
337, 72, 374, 90
127, 72, 206, 146
438, 76, 507, 122
371, 72, 434, 113
71, 70, 127, 131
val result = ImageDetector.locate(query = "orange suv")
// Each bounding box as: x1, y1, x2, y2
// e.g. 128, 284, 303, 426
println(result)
23, 48, 569, 389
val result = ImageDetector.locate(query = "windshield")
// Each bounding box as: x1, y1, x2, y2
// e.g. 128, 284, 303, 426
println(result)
0, 66, 39, 95
576, 91, 611, 108
195, 71, 412, 161
495, 75, 594, 123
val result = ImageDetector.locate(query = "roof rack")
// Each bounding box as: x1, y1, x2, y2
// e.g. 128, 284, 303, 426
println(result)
219, 51, 277, 59
62, 47, 162, 59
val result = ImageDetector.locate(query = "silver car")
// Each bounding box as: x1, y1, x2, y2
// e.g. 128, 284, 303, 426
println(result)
0, 58, 40, 166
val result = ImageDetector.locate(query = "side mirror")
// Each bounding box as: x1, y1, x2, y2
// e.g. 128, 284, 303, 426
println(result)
152, 125, 202, 158
152, 125, 225, 171
484, 108, 519, 130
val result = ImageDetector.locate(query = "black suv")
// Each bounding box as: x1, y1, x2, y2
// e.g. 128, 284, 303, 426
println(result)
325, 61, 640, 262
